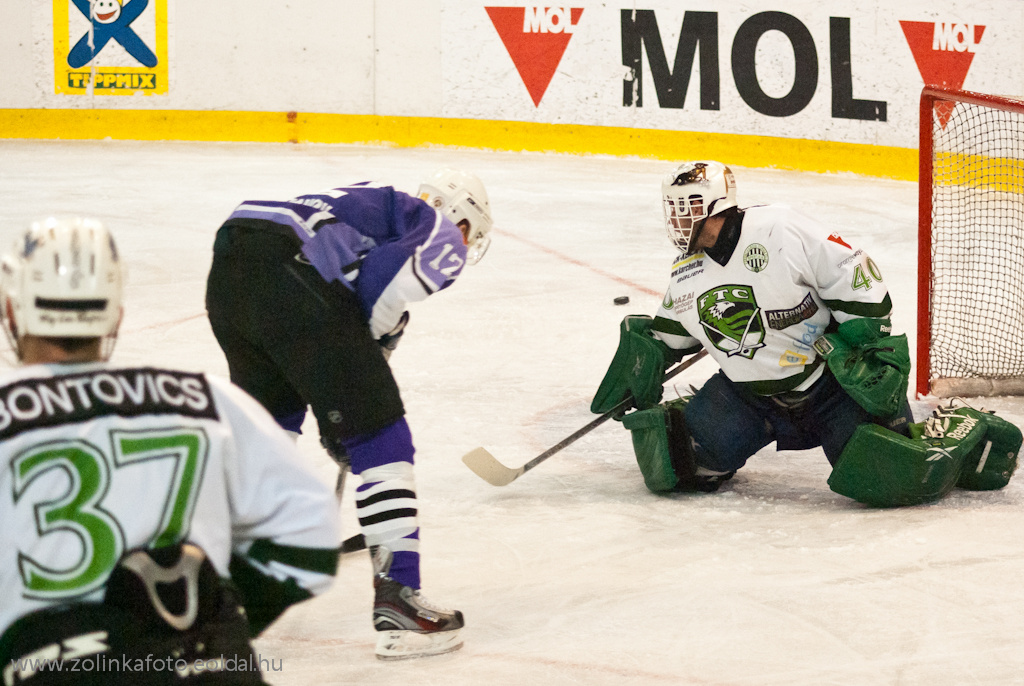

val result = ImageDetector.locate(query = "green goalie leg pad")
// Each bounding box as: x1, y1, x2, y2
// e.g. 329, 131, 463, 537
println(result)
829, 407, 988, 507
956, 412, 1022, 491
622, 402, 679, 492
621, 397, 713, 493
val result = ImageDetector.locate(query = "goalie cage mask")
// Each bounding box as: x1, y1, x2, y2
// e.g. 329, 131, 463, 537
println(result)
662, 161, 737, 256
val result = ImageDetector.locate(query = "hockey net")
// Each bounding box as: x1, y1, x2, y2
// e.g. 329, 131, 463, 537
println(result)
917, 86, 1024, 397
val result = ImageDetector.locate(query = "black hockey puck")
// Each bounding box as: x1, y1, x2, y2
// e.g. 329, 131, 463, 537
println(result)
613, 296, 630, 305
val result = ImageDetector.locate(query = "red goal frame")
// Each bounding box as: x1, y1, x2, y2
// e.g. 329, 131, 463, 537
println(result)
916, 85, 1024, 397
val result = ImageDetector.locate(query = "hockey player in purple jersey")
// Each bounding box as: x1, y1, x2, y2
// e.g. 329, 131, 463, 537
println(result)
205, 169, 493, 659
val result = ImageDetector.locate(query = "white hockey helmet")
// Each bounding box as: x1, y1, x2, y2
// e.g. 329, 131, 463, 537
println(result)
1, 217, 123, 360
418, 168, 494, 265
662, 161, 737, 255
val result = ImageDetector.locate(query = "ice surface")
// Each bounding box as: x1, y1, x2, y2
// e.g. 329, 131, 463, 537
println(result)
2, 139, 1023, 685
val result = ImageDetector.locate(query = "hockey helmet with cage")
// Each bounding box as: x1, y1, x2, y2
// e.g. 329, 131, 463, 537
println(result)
418, 168, 494, 265
662, 161, 737, 255
1, 217, 123, 360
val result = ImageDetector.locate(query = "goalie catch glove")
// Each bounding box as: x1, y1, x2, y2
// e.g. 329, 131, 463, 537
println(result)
379, 311, 410, 361
591, 315, 684, 415
812, 317, 910, 419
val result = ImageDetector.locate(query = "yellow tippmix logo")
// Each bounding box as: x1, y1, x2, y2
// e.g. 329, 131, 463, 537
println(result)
53, 0, 168, 96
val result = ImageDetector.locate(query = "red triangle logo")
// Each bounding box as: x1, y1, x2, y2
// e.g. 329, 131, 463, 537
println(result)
900, 21, 985, 127
486, 7, 583, 107
828, 233, 852, 249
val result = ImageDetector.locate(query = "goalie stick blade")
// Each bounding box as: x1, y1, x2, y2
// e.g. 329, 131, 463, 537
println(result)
461, 447, 525, 487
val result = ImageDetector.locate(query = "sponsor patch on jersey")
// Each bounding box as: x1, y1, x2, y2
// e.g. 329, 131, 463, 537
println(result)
837, 248, 865, 269
828, 232, 852, 249
696, 284, 766, 359
780, 350, 808, 367
0, 368, 219, 440
765, 293, 819, 331
671, 256, 704, 282
674, 292, 694, 314
742, 243, 769, 272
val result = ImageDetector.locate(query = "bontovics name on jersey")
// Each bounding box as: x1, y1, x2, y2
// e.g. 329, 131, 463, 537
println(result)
0, 368, 219, 440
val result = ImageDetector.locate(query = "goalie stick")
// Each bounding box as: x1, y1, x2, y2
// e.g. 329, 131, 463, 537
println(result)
462, 349, 709, 486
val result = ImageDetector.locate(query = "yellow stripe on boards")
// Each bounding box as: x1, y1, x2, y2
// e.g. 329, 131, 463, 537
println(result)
934, 151, 1024, 194
0, 109, 917, 180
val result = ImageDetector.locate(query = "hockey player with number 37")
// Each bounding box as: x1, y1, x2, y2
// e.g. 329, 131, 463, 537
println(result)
0, 218, 341, 685
593, 161, 1020, 506
205, 169, 493, 659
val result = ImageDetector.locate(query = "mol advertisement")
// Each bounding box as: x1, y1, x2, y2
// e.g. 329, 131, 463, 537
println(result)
446, 1, 1022, 148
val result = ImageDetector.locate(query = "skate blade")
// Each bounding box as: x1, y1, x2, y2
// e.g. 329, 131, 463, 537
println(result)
375, 628, 463, 661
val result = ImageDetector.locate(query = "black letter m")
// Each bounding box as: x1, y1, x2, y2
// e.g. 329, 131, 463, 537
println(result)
622, 10, 719, 110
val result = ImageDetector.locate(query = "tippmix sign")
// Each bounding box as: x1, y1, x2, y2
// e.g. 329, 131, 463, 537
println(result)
52, 0, 168, 96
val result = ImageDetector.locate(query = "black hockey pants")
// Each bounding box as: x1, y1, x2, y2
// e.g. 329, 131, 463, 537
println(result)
205, 220, 405, 445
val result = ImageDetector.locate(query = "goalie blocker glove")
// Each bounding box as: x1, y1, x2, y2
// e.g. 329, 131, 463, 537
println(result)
591, 315, 685, 415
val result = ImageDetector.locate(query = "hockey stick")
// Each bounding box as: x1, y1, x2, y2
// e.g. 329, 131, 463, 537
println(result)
341, 533, 367, 555
462, 349, 709, 486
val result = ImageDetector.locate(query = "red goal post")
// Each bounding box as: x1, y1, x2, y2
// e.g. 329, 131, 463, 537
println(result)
917, 86, 1024, 397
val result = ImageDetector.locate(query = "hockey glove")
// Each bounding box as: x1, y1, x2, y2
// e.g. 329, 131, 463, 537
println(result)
592, 315, 674, 414
379, 311, 410, 361
813, 318, 910, 419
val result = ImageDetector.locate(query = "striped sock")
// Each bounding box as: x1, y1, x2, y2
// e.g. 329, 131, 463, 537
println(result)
356, 461, 420, 588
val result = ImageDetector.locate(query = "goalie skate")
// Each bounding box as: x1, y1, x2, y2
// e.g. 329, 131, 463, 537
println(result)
371, 547, 464, 660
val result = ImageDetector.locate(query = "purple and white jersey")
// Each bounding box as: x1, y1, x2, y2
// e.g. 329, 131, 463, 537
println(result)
226, 182, 468, 338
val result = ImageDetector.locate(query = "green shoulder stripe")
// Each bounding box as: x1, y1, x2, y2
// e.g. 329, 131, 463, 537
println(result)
652, 315, 690, 337
824, 293, 892, 318
247, 539, 340, 575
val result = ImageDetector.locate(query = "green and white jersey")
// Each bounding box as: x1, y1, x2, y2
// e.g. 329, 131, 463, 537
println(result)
0, 362, 340, 637
652, 204, 892, 396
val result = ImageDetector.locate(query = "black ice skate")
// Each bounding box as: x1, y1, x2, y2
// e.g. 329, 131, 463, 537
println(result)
371, 546, 464, 660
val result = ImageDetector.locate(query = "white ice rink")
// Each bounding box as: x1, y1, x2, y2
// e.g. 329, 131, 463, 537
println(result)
2, 139, 1024, 685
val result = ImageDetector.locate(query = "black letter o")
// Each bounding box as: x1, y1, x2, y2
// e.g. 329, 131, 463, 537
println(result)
732, 12, 817, 117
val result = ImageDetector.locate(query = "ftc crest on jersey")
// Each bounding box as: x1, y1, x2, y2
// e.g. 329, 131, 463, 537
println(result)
697, 285, 766, 359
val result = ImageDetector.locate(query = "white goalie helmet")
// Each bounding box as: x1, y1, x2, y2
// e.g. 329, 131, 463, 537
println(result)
662, 161, 738, 255
1, 217, 123, 359
418, 168, 494, 265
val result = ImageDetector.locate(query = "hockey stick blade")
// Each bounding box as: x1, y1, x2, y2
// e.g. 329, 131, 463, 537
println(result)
462, 447, 525, 486
340, 533, 366, 555
462, 349, 709, 486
